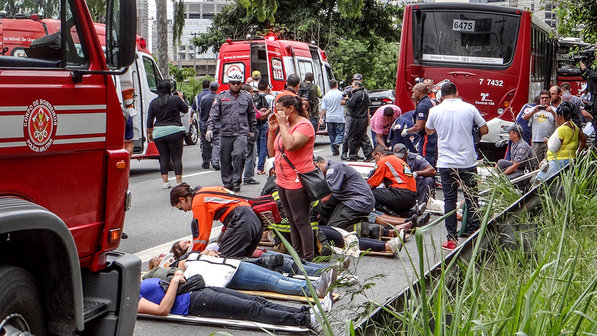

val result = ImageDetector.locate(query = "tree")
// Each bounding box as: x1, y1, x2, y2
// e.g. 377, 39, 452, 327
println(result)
86, 0, 106, 23
190, 0, 402, 88
156, 0, 169, 78
557, 0, 597, 43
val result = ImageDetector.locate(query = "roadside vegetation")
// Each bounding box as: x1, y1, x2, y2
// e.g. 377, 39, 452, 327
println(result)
360, 154, 597, 335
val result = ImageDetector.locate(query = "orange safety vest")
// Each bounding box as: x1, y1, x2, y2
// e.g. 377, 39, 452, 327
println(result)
190, 186, 250, 252
367, 155, 417, 192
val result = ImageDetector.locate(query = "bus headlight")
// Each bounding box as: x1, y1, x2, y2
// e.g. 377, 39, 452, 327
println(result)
497, 108, 504, 115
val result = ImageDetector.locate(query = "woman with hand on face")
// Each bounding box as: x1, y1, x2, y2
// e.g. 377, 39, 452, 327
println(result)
267, 95, 316, 261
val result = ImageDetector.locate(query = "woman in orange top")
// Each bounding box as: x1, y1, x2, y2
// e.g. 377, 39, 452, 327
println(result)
170, 183, 262, 258
267, 95, 316, 261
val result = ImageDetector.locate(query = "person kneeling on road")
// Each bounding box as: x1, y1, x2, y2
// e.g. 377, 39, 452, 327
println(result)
170, 183, 262, 258
392, 143, 436, 207
314, 156, 375, 231
367, 145, 417, 216
138, 272, 329, 331
496, 124, 536, 180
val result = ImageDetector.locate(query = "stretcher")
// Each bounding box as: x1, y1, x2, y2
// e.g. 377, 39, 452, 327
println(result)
361, 250, 395, 257
238, 290, 340, 303
137, 313, 311, 333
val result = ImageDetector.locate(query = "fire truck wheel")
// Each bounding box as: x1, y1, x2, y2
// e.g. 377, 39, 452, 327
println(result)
185, 120, 199, 145
0, 265, 46, 336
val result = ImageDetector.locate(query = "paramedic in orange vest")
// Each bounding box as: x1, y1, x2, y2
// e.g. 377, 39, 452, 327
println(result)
367, 145, 417, 215
170, 183, 262, 258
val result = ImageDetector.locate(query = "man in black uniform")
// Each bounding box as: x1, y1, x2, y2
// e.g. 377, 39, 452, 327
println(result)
346, 81, 373, 161
206, 70, 257, 192
198, 81, 219, 169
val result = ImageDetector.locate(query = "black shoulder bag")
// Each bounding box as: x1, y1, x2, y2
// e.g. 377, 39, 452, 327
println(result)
280, 149, 331, 202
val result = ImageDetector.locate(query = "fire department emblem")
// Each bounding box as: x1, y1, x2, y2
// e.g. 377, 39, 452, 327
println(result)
23, 99, 58, 152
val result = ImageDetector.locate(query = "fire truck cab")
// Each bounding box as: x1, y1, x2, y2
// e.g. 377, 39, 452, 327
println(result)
216, 35, 334, 94
0, 0, 140, 335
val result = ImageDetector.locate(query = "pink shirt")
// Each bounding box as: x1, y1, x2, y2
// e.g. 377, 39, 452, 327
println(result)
370, 104, 402, 135
274, 120, 315, 189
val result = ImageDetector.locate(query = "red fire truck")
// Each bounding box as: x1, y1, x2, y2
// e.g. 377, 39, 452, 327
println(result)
216, 34, 334, 94
0, 0, 140, 335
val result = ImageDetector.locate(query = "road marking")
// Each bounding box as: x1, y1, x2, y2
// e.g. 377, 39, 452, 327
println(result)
169, 170, 214, 181
134, 224, 222, 262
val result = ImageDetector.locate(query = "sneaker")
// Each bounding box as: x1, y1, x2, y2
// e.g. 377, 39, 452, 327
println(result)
388, 231, 405, 254
233, 186, 241, 192
316, 230, 332, 256
331, 144, 340, 156
201, 162, 210, 169
442, 239, 458, 251
363, 156, 374, 162
257, 169, 266, 175
340, 154, 349, 160
321, 291, 334, 312
243, 178, 260, 185
162, 181, 171, 189
308, 309, 323, 333
313, 269, 330, 297
121, 232, 128, 239
213, 165, 221, 171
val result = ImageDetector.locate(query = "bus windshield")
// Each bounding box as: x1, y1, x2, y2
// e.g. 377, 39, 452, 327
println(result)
413, 10, 520, 66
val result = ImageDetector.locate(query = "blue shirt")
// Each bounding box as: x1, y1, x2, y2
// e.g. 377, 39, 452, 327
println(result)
192, 89, 210, 112
325, 160, 375, 213
389, 110, 419, 153
140, 278, 190, 316
321, 88, 345, 123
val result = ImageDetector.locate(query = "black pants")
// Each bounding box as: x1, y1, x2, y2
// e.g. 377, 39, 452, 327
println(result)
439, 167, 480, 240
154, 131, 184, 175
416, 176, 435, 205
319, 225, 386, 252
347, 116, 373, 159
220, 135, 247, 189
317, 197, 368, 231
277, 185, 314, 261
188, 287, 309, 326
372, 187, 416, 215
219, 206, 262, 258
199, 121, 212, 165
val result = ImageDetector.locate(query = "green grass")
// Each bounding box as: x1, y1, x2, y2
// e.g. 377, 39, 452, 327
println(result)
367, 154, 597, 335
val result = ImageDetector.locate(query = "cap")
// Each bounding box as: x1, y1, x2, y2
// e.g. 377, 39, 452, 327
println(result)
506, 124, 522, 137
264, 157, 275, 177
252, 70, 261, 78
352, 73, 363, 81
209, 81, 219, 90
392, 143, 408, 156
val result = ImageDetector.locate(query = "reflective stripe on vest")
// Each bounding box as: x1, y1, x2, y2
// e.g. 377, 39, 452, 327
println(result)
385, 161, 403, 184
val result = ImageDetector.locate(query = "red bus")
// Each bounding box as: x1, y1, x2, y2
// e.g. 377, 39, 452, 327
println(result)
396, 3, 556, 160
556, 38, 589, 96
216, 35, 334, 94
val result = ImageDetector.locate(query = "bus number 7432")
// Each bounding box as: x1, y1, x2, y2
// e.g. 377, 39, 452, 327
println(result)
479, 78, 504, 87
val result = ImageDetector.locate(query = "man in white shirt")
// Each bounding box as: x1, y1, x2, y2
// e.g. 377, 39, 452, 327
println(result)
319, 79, 345, 155
425, 82, 488, 250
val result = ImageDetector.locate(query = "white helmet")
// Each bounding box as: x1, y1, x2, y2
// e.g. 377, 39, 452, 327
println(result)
228, 70, 244, 82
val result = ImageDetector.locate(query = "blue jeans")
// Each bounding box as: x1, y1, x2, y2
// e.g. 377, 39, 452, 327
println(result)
535, 159, 570, 182
327, 122, 345, 149
256, 123, 269, 171
371, 130, 388, 148
264, 251, 327, 276
439, 167, 480, 240
227, 262, 309, 296
309, 116, 319, 133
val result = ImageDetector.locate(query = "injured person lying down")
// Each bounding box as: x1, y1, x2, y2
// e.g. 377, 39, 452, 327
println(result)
147, 252, 337, 298
138, 270, 330, 332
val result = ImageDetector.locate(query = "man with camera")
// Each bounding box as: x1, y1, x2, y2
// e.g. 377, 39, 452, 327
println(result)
580, 50, 597, 130
522, 90, 557, 164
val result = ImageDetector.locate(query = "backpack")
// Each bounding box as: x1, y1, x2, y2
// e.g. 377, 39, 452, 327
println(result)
298, 82, 316, 113
252, 92, 269, 110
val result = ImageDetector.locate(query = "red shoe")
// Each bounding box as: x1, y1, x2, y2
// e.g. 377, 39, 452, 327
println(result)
442, 239, 458, 251
257, 170, 266, 175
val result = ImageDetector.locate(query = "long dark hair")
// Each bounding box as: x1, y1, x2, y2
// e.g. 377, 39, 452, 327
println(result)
276, 95, 308, 118
157, 80, 172, 107
169, 182, 198, 206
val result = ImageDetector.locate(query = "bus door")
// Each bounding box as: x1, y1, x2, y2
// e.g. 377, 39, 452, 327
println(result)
251, 42, 269, 84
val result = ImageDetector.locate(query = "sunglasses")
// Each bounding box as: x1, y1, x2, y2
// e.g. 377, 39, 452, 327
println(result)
229, 81, 242, 85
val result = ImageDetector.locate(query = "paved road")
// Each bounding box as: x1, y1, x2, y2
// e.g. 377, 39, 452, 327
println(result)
120, 137, 453, 335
